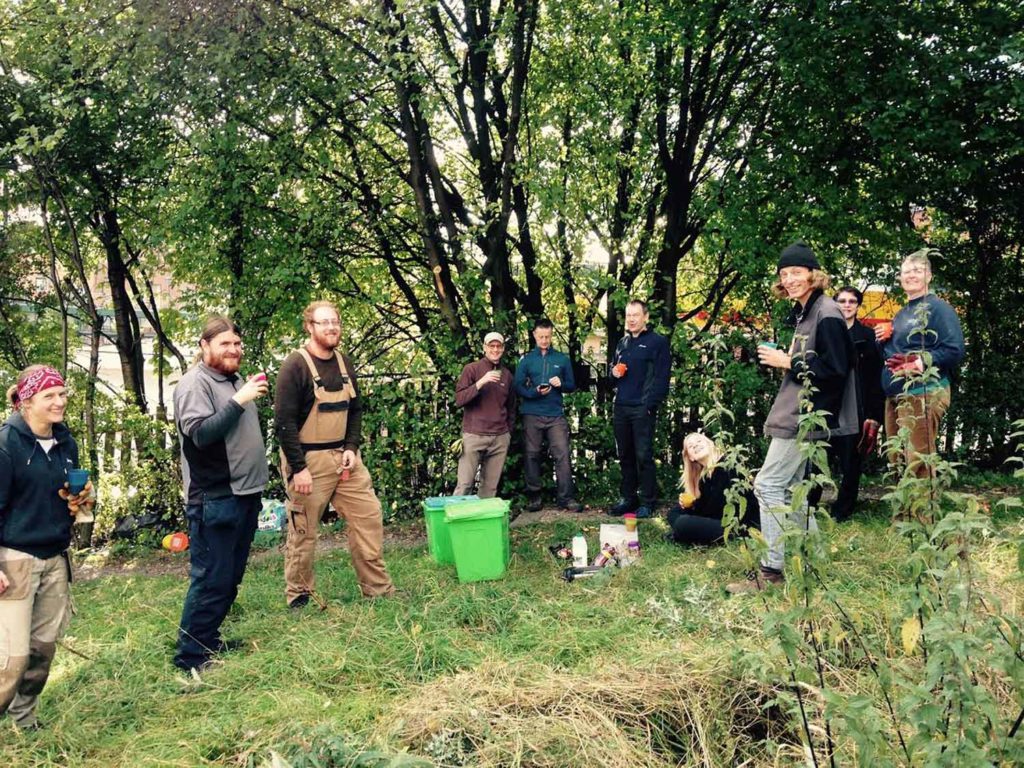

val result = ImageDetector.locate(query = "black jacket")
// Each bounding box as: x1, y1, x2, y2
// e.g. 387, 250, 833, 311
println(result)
0, 412, 79, 559
674, 467, 760, 529
850, 320, 885, 423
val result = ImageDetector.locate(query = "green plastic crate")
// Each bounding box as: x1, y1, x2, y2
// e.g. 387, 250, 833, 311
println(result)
445, 498, 511, 583
422, 495, 478, 564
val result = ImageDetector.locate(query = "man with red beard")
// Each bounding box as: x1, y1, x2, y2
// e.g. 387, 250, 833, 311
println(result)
173, 316, 269, 672
274, 301, 395, 609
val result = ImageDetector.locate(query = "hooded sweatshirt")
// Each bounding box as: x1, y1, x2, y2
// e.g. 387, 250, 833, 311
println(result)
0, 412, 79, 559
764, 290, 859, 440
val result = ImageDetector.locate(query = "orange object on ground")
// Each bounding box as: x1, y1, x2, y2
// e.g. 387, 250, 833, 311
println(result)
162, 532, 190, 552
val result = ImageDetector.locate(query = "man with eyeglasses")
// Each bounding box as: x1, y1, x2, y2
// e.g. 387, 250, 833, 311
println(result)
454, 331, 516, 498
274, 300, 395, 610
877, 249, 964, 478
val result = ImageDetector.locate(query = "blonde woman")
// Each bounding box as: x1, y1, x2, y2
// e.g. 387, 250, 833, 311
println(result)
666, 433, 759, 545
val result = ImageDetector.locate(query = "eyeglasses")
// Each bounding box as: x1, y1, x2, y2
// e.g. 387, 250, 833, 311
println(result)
311, 320, 341, 327
836, 299, 859, 305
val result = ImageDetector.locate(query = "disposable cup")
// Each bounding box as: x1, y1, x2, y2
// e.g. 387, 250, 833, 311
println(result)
623, 513, 637, 532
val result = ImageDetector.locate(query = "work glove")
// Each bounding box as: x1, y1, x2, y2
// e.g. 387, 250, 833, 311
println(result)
858, 419, 880, 456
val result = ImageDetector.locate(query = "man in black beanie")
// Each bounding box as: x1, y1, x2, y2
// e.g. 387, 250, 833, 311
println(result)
728, 242, 857, 593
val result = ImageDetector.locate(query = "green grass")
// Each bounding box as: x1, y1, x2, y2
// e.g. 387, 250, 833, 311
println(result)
3, 501, 1022, 767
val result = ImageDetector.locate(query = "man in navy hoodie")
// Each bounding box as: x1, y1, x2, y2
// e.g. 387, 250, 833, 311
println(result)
514, 318, 581, 512
609, 299, 671, 518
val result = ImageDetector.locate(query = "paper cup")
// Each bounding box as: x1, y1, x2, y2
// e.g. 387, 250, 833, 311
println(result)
67, 468, 90, 494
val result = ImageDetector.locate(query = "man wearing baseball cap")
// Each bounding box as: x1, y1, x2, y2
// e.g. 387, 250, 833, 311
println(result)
453, 331, 516, 498
728, 242, 857, 593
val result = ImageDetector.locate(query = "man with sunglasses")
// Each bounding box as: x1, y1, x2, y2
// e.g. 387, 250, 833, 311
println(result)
274, 301, 395, 610
454, 332, 516, 498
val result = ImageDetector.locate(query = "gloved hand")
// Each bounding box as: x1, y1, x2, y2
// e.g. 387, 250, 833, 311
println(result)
858, 419, 880, 456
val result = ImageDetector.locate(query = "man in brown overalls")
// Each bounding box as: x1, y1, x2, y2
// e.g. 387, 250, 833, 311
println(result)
274, 301, 395, 609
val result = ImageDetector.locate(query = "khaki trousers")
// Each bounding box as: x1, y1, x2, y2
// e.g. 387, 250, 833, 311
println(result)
0, 548, 71, 729
284, 449, 394, 602
455, 432, 511, 499
884, 388, 951, 479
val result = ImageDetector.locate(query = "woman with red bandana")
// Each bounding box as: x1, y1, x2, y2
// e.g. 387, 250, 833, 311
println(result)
0, 365, 93, 731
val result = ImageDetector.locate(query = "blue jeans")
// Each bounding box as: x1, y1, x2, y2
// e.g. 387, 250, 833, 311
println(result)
754, 438, 818, 571
174, 493, 260, 670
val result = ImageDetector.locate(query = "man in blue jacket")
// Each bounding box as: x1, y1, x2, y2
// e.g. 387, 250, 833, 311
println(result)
879, 248, 964, 478
609, 299, 671, 518
514, 319, 582, 512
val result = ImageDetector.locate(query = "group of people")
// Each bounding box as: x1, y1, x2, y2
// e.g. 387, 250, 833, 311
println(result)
0, 242, 964, 729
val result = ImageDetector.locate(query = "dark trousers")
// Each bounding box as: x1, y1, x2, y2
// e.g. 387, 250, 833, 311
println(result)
808, 433, 862, 521
174, 492, 260, 670
522, 414, 575, 504
613, 404, 657, 506
666, 506, 727, 545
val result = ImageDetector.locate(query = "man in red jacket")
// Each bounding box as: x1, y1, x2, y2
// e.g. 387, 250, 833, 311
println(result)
454, 332, 517, 498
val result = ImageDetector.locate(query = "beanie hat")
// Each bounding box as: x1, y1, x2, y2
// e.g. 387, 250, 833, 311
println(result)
777, 241, 820, 272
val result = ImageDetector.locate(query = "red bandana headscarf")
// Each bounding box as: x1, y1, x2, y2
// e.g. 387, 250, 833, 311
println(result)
15, 366, 65, 405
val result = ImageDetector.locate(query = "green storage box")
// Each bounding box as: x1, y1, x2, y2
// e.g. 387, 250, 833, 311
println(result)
422, 495, 478, 564
445, 498, 511, 583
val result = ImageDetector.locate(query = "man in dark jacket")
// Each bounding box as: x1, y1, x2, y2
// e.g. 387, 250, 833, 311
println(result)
454, 332, 516, 498
808, 286, 886, 521
609, 299, 671, 519
728, 243, 857, 593
173, 316, 269, 672
514, 318, 582, 512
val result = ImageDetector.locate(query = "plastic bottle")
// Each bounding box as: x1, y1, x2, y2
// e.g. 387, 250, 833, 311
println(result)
572, 532, 588, 568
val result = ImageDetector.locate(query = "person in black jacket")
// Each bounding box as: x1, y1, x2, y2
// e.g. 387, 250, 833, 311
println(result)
667, 433, 759, 545
834, 286, 885, 517
0, 365, 93, 730
609, 300, 671, 519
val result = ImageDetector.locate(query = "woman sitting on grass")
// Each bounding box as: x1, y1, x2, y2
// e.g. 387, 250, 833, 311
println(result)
666, 433, 759, 545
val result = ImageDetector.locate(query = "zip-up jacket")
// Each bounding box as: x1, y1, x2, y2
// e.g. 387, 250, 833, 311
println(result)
611, 327, 671, 411
0, 412, 78, 559
764, 290, 858, 440
881, 293, 964, 398
514, 346, 576, 418
174, 362, 269, 505
455, 358, 516, 435
850, 320, 885, 423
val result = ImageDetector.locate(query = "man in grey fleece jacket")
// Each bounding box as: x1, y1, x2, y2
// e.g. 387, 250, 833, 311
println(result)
728, 243, 857, 594
173, 316, 269, 672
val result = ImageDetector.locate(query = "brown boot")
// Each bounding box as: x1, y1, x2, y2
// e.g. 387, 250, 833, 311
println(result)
726, 567, 784, 594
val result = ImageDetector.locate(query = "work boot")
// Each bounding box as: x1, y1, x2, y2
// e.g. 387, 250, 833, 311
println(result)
609, 498, 638, 516
726, 567, 784, 595
560, 499, 583, 513
526, 495, 543, 512
288, 593, 311, 610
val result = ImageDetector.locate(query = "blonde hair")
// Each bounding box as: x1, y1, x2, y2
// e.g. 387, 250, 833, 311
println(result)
6, 364, 51, 410
303, 300, 340, 330
771, 269, 832, 300
681, 433, 721, 499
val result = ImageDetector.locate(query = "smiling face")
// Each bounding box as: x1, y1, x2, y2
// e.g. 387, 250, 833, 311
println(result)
900, 259, 932, 300
778, 266, 814, 304
484, 339, 504, 364
201, 330, 243, 374
684, 433, 713, 465
625, 302, 648, 335
22, 386, 68, 432
307, 306, 341, 351
836, 290, 861, 323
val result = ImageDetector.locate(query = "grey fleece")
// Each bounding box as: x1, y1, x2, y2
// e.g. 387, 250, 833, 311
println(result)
174, 362, 268, 503
764, 293, 859, 440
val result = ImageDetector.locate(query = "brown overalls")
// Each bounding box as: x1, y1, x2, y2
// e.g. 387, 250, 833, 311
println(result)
281, 349, 394, 602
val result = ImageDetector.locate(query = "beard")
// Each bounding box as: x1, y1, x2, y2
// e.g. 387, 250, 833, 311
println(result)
312, 326, 340, 351
205, 349, 241, 374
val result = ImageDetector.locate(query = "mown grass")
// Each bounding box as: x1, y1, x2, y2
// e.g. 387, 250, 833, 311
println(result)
3, 499, 1022, 767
